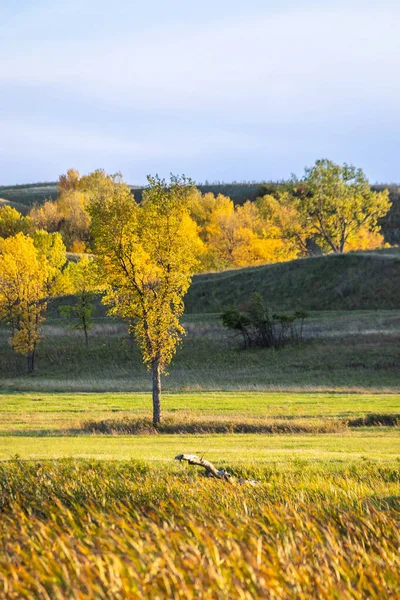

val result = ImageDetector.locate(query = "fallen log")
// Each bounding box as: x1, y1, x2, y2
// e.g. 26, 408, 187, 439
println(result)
175, 453, 259, 485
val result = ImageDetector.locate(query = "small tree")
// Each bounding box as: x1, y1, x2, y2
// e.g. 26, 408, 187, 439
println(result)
60, 255, 98, 347
0, 232, 66, 372
89, 173, 201, 425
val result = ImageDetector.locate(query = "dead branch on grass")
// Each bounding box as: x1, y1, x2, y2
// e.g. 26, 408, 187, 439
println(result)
175, 454, 259, 485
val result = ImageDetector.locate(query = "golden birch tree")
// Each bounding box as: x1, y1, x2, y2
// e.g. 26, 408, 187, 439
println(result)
0, 232, 66, 372
89, 173, 201, 425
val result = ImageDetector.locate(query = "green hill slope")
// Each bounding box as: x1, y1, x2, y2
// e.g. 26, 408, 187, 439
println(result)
0, 183, 58, 208
185, 249, 400, 313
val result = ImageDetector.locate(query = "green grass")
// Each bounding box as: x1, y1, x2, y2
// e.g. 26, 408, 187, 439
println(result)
1, 310, 400, 391
0, 390, 398, 461
0, 391, 399, 433
186, 251, 400, 312
1, 430, 399, 463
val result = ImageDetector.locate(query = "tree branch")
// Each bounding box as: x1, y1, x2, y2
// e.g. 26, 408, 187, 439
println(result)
175, 453, 259, 485
175, 454, 232, 479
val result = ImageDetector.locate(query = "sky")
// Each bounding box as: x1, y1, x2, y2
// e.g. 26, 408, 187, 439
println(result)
1, 0, 399, 185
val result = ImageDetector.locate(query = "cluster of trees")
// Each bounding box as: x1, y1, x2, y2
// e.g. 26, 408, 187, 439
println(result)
0, 159, 393, 424
0, 173, 200, 424
1, 160, 390, 271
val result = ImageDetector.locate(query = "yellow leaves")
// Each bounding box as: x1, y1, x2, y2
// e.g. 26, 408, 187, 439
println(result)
255, 163, 391, 256
33, 231, 67, 295
190, 194, 299, 270
0, 205, 34, 238
298, 160, 391, 253
62, 255, 101, 296
57, 190, 91, 248
30, 199, 62, 233
0, 232, 66, 363
345, 227, 385, 252
30, 168, 99, 251
89, 174, 201, 373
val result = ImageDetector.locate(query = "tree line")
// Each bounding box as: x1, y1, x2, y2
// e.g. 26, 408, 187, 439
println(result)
0, 160, 392, 424
0, 159, 391, 269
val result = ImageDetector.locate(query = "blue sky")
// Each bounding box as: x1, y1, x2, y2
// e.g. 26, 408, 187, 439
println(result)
1, 0, 399, 185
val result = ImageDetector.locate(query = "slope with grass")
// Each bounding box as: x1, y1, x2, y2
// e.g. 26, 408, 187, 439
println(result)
186, 250, 400, 313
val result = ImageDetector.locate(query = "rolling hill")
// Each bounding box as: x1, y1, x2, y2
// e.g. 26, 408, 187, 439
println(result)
185, 249, 400, 313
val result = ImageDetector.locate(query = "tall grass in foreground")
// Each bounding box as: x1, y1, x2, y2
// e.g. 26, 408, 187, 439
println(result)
0, 460, 399, 599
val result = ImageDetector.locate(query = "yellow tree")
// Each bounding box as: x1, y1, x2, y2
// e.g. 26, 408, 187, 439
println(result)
30, 169, 92, 251
56, 190, 91, 250
89, 173, 201, 425
58, 168, 80, 194
190, 192, 297, 269
0, 232, 66, 372
256, 192, 312, 256
30, 200, 62, 234
0, 205, 34, 238
297, 160, 390, 254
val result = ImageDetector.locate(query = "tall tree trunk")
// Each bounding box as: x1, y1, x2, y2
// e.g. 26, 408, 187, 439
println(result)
84, 323, 89, 348
152, 358, 162, 426
27, 348, 35, 374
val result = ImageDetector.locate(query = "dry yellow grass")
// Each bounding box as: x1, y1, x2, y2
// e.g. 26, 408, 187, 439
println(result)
0, 459, 399, 599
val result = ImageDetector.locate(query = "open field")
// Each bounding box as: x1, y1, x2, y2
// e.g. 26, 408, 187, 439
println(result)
1, 261, 399, 597
0, 389, 398, 460
1, 310, 400, 392
0, 390, 399, 432
1, 430, 399, 463
1, 323, 399, 598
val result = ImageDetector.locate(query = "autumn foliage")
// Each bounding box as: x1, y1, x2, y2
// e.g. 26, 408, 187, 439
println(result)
88, 173, 201, 424
0, 160, 393, 404
0, 232, 66, 372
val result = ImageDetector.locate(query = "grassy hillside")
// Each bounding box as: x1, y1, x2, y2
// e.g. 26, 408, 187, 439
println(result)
48, 247, 400, 319
0, 182, 58, 207
185, 249, 400, 313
